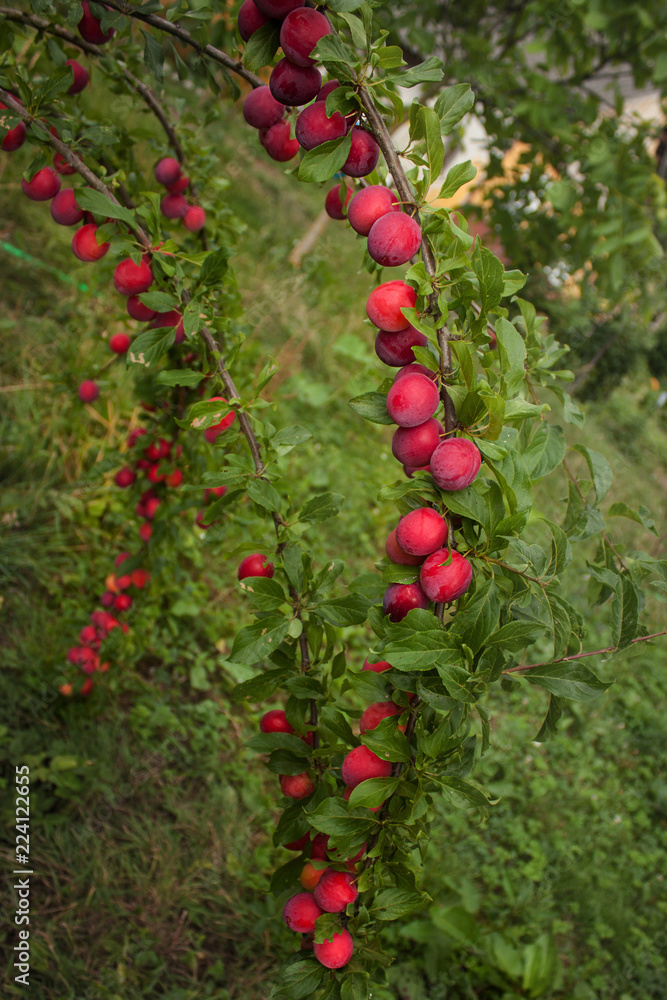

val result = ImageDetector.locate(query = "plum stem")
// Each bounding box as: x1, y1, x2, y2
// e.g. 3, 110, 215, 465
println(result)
503, 630, 667, 674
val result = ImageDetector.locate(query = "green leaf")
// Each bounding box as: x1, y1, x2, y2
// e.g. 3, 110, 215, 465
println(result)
299, 493, 345, 523
229, 616, 291, 664
522, 933, 560, 996
239, 577, 289, 612
138, 290, 178, 311
390, 56, 444, 87
524, 662, 609, 701
414, 106, 444, 184
361, 718, 411, 762
371, 887, 427, 921
471, 244, 505, 316
434, 83, 475, 135
347, 776, 399, 809
74, 187, 135, 227
484, 621, 544, 653
433, 904, 480, 944
156, 369, 204, 388
523, 424, 566, 480
34, 66, 75, 106
318, 707, 355, 746
273, 425, 313, 454
435, 484, 490, 528
198, 247, 230, 287
438, 160, 477, 200
305, 798, 374, 840
297, 134, 352, 183
541, 517, 571, 577
327, 0, 366, 10
450, 580, 500, 654
230, 666, 293, 703
313, 594, 371, 627
340, 973, 370, 1000
375, 44, 405, 68
571, 445, 613, 503
348, 391, 392, 425
246, 732, 310, 756
336, 12, 367, 50
243, 21, 281, 74
314, 912, 342, 949
269, 959, 324, 1000
181, 398, 235, 431
141, 29, 164, 83
313, 34, 359, 76
127, 328, 175, 367
534, 694, 563, 741
381, 631, 465, 672
439, 776, 492, 810
270, 857, 306, 895
495, 317, 527, 394
247, 478, 282, 513
607, 502, 657, 536
503, 269, 527, 295
610, 576, 639, 649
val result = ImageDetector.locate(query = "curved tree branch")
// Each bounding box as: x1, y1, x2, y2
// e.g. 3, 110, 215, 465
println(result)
0, 86, 152, 248
0, 6, 186, 161
358, 86, 458, 432
101, 0, 264, 89
502, 630, 667, 674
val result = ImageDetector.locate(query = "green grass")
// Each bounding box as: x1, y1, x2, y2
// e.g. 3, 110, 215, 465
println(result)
1, 89, 666, 1000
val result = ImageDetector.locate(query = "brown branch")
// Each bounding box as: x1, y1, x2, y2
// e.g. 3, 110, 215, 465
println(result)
357, 87, 458, 434
481, 554, 547, 589
502, 630, 667, 674
0, 87, 153, 249
0, 7, 186, 161
101, 0, 264, 89
198, 323, 318, 740
198, 327, 269, 480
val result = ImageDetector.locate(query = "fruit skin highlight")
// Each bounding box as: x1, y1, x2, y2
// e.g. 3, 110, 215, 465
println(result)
313, 869, 358, 912
283, 892, 323, 933
341, 745, 392, 788
260, 709, 293, 734
367, 212, 422, 267
420, 548, 473, 603
238, 553, 274, 580
430, 438, 482, 491
348, 185, 400, 236
280, 772, 314, 798
382, 581, 430, 621
22, 167, 61, 201
386, 372, 440, 428
280, 8, 331, 66
395, 507, 448, 556
313, 928, 354, 969
366, 280, 417, 332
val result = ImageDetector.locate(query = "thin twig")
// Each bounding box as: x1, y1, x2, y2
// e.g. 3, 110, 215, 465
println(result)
101, 0, 264, 89
0, 7, 186, 160
357, 87, 457, 435
0, 87, 151, 248
198, 323, 318, 737
503, 630, 667, 674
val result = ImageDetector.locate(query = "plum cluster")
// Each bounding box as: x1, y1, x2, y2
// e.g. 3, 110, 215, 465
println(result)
239, 0, 381, 175
154, 156, 206, 231
366, 281, 481, 621
59, 551, 148, 698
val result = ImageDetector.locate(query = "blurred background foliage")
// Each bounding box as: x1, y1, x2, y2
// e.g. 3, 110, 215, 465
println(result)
1, 2, 666, 997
